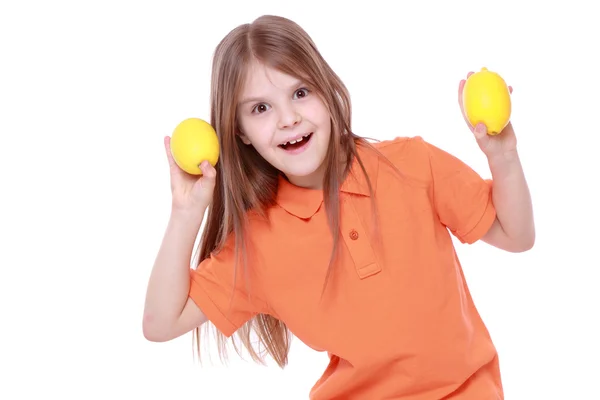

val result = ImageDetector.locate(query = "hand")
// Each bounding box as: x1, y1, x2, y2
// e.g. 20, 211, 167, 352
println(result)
458, 72, 517, 160
163, 136, 217, 213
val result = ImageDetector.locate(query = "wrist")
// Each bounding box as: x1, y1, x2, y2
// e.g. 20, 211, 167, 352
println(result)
487, 148, 520, 167
169, 205, 207, 225
486, 149, 526, 183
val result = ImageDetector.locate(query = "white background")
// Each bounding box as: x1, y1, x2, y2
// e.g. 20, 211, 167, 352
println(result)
1, 1, 599, 399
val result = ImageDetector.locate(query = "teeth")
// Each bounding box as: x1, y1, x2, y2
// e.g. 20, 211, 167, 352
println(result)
283, 133, 310, 146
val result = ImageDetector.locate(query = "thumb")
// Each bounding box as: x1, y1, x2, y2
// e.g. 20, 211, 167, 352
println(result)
198, 161, 217, 186
473, 123, 488, 141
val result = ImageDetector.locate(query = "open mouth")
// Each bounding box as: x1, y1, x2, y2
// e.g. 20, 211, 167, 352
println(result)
278, 132, 313, 151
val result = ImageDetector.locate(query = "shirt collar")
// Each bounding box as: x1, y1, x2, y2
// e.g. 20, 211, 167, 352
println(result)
275, 142, 379, 219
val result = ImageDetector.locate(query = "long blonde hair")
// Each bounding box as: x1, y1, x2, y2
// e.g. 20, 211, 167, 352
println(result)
193, 15, 377, 368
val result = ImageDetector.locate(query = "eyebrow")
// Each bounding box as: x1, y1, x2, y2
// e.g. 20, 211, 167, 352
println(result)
238, 80, 305, 105
238, 96, 264, 106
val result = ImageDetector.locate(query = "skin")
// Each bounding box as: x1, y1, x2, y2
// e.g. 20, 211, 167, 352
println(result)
142, 68, 535, 343
236, 61, 332, 190
459, 72, 535, 252
142, 146, 212, 342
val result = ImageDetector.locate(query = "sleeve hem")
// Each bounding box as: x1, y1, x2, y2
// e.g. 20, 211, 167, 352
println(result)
456, 182, 497, 244
188, 271, 238, 337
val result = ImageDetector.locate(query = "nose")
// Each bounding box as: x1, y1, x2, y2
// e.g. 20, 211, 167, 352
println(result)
277, 106, 301, 129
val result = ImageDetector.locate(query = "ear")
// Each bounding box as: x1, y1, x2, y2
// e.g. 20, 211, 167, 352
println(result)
237, 129, 252, 145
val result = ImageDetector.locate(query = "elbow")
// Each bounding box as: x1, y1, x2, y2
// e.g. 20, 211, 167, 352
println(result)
142, 313, 170, 342
143, 329, 166, 343
522, 227, 536, 251
524, 235, 535, 252
512, 232, 536, 253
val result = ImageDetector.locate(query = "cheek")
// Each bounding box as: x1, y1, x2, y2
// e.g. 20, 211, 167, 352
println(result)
314, 109, 332, 136
241, 116, 274, 143
301, 100, 330, 126
246, 127, 277, 152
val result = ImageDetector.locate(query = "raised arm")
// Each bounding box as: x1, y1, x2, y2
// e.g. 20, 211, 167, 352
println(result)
458, 75, 535, 252
481, 143, 535, 252
142, 136, 217, 342
143, 209, 208, 342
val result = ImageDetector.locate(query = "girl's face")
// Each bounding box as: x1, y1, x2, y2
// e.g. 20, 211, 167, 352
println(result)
236, 62, 332, 189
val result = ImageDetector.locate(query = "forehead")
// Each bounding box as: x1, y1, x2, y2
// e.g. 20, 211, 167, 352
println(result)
241, 61, 301, 97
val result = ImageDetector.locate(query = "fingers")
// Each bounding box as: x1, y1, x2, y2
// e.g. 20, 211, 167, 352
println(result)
164, 136, 176, 168
197, 161, 217, 194
199, 161, 217, 180
458, 78, 473, 131
473, 122, 488, 140
458, 78, 466, 108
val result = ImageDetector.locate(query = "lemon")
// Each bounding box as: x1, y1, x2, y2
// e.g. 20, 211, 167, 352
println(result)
170, 118, 220, 175
462, 67, 511, 135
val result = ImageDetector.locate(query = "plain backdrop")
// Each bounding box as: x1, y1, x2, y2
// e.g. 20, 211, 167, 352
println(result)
1, 1, 599, 399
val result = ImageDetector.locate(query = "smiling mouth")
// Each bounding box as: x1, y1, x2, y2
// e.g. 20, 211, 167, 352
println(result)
278, 133, 313, 150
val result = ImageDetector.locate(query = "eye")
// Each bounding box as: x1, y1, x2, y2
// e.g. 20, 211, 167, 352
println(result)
251, 103, 270, 114
293, 88, 310, 99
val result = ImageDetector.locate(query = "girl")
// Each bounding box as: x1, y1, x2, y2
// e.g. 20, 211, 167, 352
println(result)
143, 15, 534, 400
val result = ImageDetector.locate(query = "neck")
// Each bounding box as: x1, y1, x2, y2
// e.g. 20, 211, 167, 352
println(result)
284, 165, 326, 190
284, 152, 353, 191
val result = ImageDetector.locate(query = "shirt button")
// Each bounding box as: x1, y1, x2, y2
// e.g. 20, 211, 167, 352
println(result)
349, 229, 359, 240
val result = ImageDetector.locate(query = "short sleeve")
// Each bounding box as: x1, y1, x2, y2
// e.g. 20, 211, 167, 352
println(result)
188, 233, 268, 337
418, 137, 497, 244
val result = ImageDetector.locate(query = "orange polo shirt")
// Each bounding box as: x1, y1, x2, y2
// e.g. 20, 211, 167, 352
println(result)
189, 136, 502, 399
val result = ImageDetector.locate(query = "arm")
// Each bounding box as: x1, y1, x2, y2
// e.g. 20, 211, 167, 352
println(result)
482, 149, 535, 252
457, 74, 535, 253
142, 208, 208, 342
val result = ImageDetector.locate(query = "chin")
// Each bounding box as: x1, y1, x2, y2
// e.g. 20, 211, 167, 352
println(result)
269, 130, 331, 187
280, 154, 327, 177
283, 165, 320, 178
280, 160, 327, 188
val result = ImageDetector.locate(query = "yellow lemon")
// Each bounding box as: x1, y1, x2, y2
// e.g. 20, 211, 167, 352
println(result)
170, 118, 220, 175
462, 67, 511, 135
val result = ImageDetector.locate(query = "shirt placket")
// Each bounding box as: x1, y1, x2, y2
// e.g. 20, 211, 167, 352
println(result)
340, 195, 381, 279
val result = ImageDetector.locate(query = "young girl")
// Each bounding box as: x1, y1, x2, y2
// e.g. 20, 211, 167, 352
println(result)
143, 15, 535, 400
